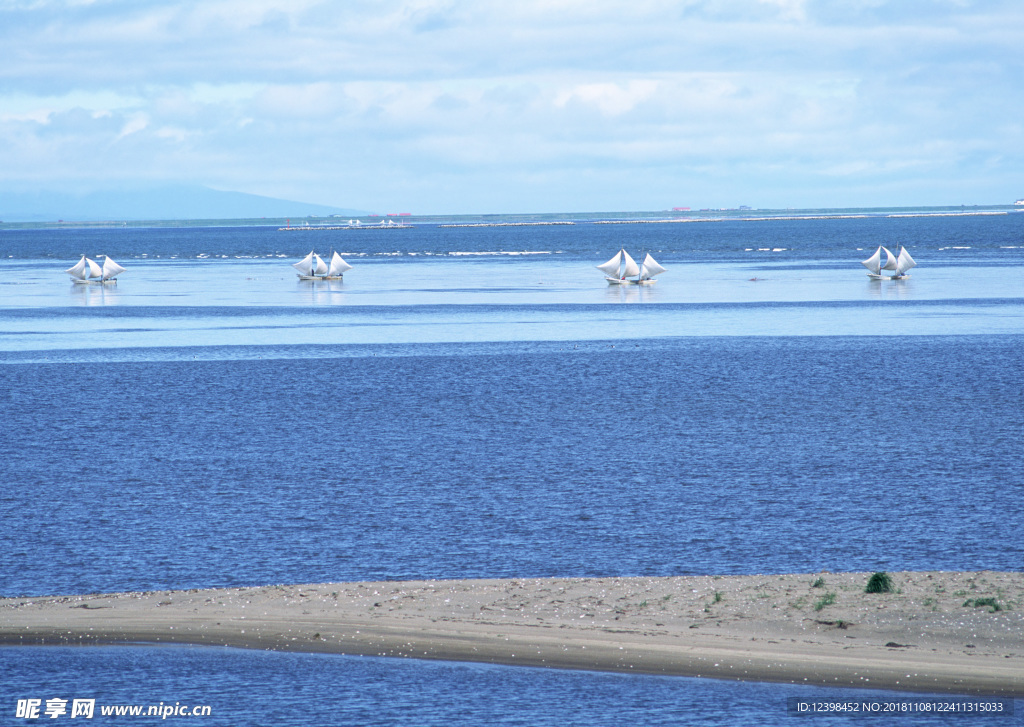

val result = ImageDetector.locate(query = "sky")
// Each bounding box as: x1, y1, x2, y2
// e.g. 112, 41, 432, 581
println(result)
1, 0, 1022, 214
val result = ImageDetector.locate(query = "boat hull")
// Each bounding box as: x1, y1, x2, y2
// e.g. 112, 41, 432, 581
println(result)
605, 277, 656, 286
71, 278, 117, 284
297, 275, 344, 280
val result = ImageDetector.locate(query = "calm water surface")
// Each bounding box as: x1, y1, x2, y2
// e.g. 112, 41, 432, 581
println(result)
1, 646, 1016, 727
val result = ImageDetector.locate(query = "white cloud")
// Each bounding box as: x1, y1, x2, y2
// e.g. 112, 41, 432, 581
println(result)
758, 0, 807, 21
554, 80, 660, 116
155, 126, 188, 142
188, 83, 264, 105
0, 90, 143, 121
115, 112, 148, 140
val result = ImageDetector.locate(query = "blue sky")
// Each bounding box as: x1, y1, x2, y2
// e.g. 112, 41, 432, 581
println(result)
1, 0, 1022, 214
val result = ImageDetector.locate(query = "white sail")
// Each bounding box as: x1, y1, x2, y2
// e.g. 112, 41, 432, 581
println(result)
328, 251, 353, 276
639, 253, 666, 279
66, 256, 89, 280
861, 246, 882, 274
292, 251, 315, 276
86, 258, 103, 279
895, 247, 916, 276
101, 256, 126, 280
881, 247, 898, 271
313, 254, 329, 275
596, 250, 623, 277
621, 250, 640, 278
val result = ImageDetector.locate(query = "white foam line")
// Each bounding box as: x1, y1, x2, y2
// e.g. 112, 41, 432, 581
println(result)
887, 211, 1006, 217
447, 251, 553, 256
438, 222, 574, 228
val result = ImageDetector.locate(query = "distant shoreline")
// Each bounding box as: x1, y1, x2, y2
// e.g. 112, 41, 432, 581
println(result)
0, 205, 1019, 230
2, 571, 1021, 697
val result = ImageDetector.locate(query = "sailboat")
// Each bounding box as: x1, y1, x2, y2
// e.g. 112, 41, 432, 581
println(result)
892, 246, 916, 279
66, 255, 126, 284
293, 250, 353, 280
861, 246, 915, 279
597, 248, 666, 285
637, 253, 667, 284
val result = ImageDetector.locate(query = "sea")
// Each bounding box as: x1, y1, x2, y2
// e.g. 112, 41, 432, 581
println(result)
1, 207, 1022, 725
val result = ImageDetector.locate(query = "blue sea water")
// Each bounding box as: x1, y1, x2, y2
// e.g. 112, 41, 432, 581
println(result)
0, 646, 1015, 727
1, 211, 1022, 724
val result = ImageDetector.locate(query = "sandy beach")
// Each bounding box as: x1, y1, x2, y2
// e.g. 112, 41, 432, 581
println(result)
2, 571, 1021, 697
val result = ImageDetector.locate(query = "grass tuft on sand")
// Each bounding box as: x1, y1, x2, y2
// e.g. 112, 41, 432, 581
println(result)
865, 572, 894, 594
814, 592, 837, 611
963, 597, 1002, 612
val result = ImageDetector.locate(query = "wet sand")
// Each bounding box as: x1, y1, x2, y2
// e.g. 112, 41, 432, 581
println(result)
2, 571, 1021, 697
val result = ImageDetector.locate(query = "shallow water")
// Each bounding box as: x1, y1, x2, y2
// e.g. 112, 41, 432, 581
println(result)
0, 646, 1016, 727
0, 255, 1021, 353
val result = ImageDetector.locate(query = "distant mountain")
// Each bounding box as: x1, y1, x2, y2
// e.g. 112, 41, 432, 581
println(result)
0, 186, 368, 222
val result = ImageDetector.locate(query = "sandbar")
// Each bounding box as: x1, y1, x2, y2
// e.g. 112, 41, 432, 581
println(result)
2, 571, 1021, 697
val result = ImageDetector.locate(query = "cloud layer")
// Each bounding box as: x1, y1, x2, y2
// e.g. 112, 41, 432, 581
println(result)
2, 0, 1022, 213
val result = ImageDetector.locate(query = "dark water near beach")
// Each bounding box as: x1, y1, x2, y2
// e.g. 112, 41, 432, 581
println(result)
1, 211, 1022, 723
